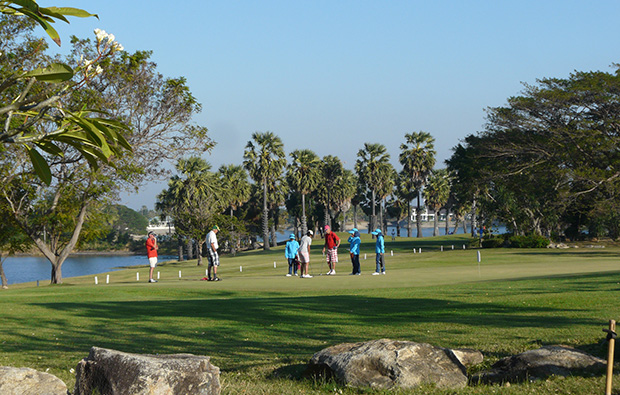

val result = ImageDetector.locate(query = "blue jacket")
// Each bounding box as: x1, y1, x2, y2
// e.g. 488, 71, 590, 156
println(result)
375, 234, 385, 254
285, 240, 300, 258
348, 235, 361, 255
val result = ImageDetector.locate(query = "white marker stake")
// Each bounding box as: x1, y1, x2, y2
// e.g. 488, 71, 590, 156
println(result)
452, 245, 454, 250
157, 271, 160, 280
240, 266, 243, 272
477, 250, 481, 277
94, 276, 98, 285
419, 248, 421, 254
413, 249, 416, 254
463, 244, 466, 250
274, 261, 276, 269
206, 269, 208, 276
179, 270, 182, 278
136, 272, 140, 281
391, 250, 393, 256
106, 274, 109, 284
477, 250, 481, 262
441, 246, 444, 252
364, 253, 367, 260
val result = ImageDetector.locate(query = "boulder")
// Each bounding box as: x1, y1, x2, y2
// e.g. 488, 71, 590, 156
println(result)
306, 338, 471, 390
0, 366, 67, 395
74, 347, 220, 395
472, 345, 606, 384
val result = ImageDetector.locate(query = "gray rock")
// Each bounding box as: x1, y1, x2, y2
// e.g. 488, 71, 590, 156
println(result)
0, 366, 67, 395
74, 347, 220, 395
451, 348, 484, 367
472, 345, 606, 384
306, 338, 469, 390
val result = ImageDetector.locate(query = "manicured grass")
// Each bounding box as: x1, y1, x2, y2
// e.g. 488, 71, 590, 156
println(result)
2, 233, 620, 394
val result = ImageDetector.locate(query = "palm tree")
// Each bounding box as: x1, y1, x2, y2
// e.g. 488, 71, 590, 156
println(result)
218, 164, 250, 255
395, 170, 417, 237
375, 164, 396, 233
243, 131, 286, 251
218, 164, 251, 218
287, 149, 321, 236
355, 143, 390, 233
399, 132, 436, 238
157, 157, 224, 265
330, 169, 356, 230
423, 168, 450, 236
318, 155, 345, 228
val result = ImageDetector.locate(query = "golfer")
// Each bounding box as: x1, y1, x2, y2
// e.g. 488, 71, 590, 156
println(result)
371, 228, 386, 275
146, 231, 158, 283
285, 233, 300, 276
322, 225, 340, 275
298, 230, 313, 278
206, 225, 220, 281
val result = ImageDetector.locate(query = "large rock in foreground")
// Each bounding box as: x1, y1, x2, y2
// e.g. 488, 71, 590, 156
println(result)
0, 366, 67, 395
74, 347, 220, 395
306, 338, 476, 390
472, 345, 606, 384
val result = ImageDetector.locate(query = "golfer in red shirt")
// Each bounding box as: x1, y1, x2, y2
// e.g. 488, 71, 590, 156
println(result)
322, 225, 340, 275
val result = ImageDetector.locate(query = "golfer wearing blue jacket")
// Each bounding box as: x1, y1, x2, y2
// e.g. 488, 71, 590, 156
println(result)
347, 229, 361, 275
371, 228, 385, 275
285, 234, 300, 276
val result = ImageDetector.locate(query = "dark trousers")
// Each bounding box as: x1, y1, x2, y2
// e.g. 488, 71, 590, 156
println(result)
351, 254, 360, 274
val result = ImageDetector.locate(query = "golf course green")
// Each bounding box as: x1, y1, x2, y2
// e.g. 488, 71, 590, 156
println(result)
2, 233, 619, 394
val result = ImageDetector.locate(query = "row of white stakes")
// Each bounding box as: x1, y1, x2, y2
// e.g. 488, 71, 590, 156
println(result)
94, 246, 479, 284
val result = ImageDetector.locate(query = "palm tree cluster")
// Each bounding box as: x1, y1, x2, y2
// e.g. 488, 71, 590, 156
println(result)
156, 130, 456, 255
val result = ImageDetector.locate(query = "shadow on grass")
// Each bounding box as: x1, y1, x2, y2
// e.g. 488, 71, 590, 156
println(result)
4, 288, 598, 373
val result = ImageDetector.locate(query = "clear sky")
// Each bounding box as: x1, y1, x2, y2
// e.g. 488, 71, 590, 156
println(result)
48, 0, 620, 210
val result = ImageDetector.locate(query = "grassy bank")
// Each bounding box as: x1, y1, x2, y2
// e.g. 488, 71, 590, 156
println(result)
2, 233, 620, 394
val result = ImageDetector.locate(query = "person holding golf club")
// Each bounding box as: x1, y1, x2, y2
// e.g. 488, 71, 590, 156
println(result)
298, 230, 313, 278
371, 228, 386, 275
322, 225, 340, 275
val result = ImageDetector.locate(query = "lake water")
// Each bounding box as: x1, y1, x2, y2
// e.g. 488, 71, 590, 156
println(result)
3, 224, 502, 285
2, 255, 176, 285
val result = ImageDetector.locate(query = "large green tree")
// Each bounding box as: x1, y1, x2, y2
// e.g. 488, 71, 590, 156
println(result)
399, 132, 436, 238
1, 21, 210, 283
243, 131, 286, 250
448, 65, 620, 238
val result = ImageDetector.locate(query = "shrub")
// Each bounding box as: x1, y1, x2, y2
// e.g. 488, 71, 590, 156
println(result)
482, 237, 504, 248
507, 234, 550, 248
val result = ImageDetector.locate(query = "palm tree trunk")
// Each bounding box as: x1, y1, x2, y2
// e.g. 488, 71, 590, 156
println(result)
444, 208, 450, 235
371, 189, 377, 235
262, 179, 270, 251
196, 240, 203, 266
416, 192, 422, 238
353, 205, 358, 229
177, 236, 184, 261
301, 193, 308, 236
433, 208, 439, 236
407, 203, 411, 237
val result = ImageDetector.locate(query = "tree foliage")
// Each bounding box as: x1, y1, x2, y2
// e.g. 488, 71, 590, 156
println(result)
447, 64, 620, 238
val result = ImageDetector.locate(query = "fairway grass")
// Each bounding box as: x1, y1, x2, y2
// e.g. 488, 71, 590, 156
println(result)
2, 233, 620, 394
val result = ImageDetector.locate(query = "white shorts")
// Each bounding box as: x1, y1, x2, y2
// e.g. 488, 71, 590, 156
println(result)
149, 257, 158, 268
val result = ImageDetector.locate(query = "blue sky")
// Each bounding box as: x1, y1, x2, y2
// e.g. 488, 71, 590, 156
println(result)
49, 0, 620, 210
